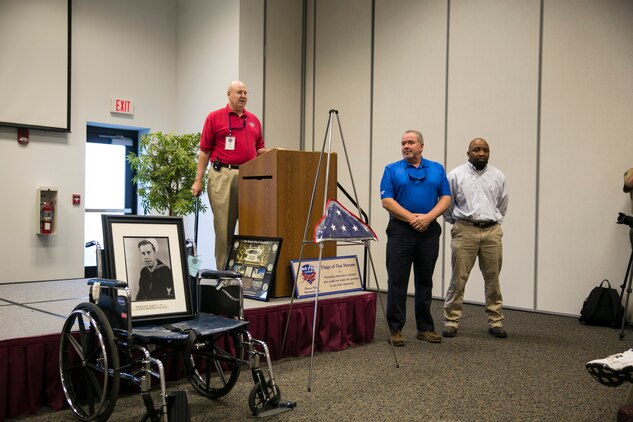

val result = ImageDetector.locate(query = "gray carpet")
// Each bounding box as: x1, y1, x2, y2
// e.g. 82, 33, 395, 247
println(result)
11, 295, 631, 421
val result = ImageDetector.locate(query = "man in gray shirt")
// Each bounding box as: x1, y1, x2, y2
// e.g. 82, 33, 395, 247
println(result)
442, 138, 509, 338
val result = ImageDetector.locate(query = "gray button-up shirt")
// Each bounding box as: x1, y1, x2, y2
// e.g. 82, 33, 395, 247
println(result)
444, 161, 509, 225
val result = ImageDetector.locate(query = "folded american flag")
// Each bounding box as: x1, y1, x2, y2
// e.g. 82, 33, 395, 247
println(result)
314, 199, 378, 243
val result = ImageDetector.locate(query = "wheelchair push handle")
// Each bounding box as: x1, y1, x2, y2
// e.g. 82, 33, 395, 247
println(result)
88, 278, 128, 289
199, 269, 241, 280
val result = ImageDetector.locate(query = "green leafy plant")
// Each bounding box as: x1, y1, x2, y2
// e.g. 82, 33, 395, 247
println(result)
127, 131, 205, 216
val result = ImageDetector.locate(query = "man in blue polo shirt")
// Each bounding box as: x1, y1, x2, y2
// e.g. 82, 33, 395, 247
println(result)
380, 130, 451, 346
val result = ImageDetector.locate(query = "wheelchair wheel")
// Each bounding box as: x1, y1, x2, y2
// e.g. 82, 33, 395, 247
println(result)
184, 330, 243, 399
59, 302, 120, 421
248, 380, 281, 416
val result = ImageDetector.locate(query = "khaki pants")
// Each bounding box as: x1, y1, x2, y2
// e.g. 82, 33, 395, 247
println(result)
207, 167, 240, 269
444, 221, 504, 328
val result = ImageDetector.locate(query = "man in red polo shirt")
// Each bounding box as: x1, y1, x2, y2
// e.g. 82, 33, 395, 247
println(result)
191, 81, 267, 269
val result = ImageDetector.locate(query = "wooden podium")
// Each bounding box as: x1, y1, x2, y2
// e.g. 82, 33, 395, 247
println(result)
238, 149, 337, 298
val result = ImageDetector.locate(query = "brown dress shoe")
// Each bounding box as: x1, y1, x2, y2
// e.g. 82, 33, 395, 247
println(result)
442, 326, 457, 338
488, 326, 508, 338
417, 330, 442, 343
390, 330, 404, 346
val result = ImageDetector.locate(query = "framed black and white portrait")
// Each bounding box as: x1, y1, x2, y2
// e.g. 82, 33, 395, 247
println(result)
102, 215, 191, 322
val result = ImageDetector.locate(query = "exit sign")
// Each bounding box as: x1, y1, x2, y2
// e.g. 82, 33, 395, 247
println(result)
110, 97, 134, 115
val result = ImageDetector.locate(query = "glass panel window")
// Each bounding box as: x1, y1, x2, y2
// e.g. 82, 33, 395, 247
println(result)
84, 125, 141, 270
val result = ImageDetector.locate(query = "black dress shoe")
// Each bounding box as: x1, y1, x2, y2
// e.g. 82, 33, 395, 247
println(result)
442, 326, 457, 338
488, 326, 508, 338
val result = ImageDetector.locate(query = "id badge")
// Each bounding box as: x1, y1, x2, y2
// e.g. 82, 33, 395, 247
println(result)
225, 136, 236, 151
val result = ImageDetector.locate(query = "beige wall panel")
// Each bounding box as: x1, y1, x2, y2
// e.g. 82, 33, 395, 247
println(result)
263, 0, 303, 150
303, 0, 316, 151
372, 0, 449, 296
538, 0, 633, 315
309, 0, 373, 273
239, 0, 265, 120
178, 0, 241, 269
445, 0, 540, 311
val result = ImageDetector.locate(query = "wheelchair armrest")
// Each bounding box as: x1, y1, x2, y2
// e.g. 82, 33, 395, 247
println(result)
88, 278, 128, 289
199, 269, 241, 280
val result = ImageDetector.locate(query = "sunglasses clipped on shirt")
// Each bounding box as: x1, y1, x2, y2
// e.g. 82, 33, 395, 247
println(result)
407, 166, 427, 183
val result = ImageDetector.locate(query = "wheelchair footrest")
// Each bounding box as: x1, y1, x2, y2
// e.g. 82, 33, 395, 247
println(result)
253, 401, 296, 418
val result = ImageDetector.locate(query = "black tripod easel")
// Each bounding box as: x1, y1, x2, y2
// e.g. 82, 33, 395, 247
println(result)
618, 239, 633, 340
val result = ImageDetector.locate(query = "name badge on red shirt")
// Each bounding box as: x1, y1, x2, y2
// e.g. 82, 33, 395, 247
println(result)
225, 136, 236, 151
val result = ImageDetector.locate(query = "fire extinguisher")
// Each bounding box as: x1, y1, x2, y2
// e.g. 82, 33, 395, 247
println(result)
41, 201, 54, 234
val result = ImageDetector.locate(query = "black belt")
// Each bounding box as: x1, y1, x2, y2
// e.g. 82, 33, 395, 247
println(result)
220, 163, 239, 169
213, 161, 240, 171
461, 220, 497, 229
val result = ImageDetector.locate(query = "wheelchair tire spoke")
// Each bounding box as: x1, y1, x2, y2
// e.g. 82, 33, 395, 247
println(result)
213, 356, 228, 386
205, 359, 212, 389
65, 331, 85, 361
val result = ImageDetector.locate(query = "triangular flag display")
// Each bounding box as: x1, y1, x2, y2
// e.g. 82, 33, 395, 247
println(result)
314, 199, 378, 243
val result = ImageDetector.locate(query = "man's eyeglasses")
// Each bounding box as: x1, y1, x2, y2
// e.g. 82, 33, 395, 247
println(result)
407, 167, 427, 183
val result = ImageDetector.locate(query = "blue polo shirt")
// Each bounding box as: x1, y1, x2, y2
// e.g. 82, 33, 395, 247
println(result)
380, 158, 450, 214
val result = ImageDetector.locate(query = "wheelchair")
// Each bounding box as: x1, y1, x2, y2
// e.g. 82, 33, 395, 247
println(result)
59, 242, 295, 421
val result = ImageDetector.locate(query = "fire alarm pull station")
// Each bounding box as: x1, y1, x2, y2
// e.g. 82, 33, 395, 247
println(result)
18, 128, 29, 145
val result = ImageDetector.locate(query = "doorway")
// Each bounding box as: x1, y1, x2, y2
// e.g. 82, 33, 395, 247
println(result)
84, 124, 146, 276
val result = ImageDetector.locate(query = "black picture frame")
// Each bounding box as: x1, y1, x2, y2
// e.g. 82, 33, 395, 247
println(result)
102, 215, 192, 323
225, 235, 283, 301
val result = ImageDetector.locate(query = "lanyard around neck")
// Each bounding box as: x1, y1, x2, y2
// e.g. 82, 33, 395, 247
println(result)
227, 110, 246, 136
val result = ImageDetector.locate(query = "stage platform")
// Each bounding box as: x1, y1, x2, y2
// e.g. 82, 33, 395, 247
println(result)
0, 278, 377, 420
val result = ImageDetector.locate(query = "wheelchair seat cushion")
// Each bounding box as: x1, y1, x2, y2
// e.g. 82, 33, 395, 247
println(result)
131, 313, 249, 343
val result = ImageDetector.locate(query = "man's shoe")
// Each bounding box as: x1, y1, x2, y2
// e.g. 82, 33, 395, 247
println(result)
586, 349, 633, 387
390, 330, 404, 346
588, 349, 633, 371
442, 326, 457, 338
488, 326, 508, 338
417, 330, 442, 343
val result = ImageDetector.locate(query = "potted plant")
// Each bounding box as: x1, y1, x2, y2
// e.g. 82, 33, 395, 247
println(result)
127, 131, 205, 216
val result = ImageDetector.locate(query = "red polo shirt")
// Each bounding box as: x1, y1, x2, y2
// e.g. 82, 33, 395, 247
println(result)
199, 104, 264, 165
